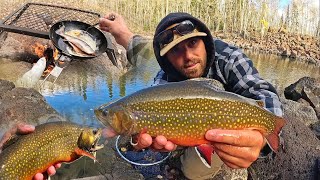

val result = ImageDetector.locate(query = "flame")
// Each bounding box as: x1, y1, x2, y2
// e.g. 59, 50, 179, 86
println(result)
32, 42, 60, 60
53, 48, 59, 60
32, 42, 46, 58
31, 42, 60, 77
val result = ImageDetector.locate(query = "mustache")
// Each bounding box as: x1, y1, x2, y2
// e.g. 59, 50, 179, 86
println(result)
183, 58, 201, 68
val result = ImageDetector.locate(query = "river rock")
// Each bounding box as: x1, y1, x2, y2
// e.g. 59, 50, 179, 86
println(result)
0, 32, 129, 83
284, 77, 320, 118
0, 79, 59, 137
248, 98, 320, 180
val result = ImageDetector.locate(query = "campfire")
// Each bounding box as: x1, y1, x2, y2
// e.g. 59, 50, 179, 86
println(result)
32, 42, 59, 76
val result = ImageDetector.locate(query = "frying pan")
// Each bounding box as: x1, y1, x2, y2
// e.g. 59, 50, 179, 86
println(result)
49, 20, 118, 66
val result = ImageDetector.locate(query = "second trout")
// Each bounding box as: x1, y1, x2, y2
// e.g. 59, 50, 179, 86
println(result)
0, 121, 103, 180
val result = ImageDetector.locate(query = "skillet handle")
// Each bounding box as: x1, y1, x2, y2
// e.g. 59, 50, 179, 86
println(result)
106, 48, 118, 67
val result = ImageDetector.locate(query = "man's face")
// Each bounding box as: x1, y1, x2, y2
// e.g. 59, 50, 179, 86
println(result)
165, 37, 207, 79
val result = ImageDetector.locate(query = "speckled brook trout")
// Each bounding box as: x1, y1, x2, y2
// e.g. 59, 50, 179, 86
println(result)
95, 79, 285, 164
0, 121, 103, 180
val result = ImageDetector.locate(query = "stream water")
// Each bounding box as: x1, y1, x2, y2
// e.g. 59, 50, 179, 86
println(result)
1, 51, 320, 126
45, 51, 320, 126
1, 50, 320, 178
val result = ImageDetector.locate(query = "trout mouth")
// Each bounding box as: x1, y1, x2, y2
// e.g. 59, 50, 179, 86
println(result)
90, 128, 104, 152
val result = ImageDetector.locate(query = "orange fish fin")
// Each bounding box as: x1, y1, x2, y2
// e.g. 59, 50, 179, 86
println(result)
75, 147, 97, 161
256, 100, 265, 107
266, 116, 286, 152
196, 144, 214, 167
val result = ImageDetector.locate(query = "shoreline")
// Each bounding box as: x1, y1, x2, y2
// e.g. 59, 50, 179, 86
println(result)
212, 30, 320, 66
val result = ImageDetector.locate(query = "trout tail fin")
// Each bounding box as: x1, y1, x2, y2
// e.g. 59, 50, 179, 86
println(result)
266, 116, 286, 152
196, 144, 214, 168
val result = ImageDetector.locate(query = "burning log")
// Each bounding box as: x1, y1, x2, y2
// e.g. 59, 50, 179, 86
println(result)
31, 42, 59, 76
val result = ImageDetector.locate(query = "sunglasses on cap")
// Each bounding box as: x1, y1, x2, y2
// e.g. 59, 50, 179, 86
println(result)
156, 20, 195, 47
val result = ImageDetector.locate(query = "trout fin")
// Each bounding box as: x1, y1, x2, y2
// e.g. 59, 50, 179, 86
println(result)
75, 147, 97, 161
196, 144, 214, 167
1, 134, 21, 150
265, 116, 286, 152
255, 100, 265, 107
188, 78, 225, 91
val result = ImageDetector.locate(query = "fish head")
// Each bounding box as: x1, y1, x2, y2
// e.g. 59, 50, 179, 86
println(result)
78, 127, 104, 152
94, 103, 134, 135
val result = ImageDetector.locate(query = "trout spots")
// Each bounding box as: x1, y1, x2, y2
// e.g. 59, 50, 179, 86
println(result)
0, 122, 103, 179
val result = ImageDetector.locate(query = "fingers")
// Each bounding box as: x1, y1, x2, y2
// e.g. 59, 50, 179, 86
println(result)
133, 134, 177, 152
214, 143, 258, 168
0, 123, 35, 150
33, 173, 44, 180
47, 165, 57, 176
213, 142, 259, 161
152, 135, 167, 149
104, 12, 118, 21
103, 12, 118, 20
206, 129, 265, 168
0, 132, 13, 150
99, 18, 111, 32
133, 133, 152, 150
33, 164, 60, 180
15, 123, 35, 135
54, 163, 62, 169
205, 129, 264, 147
152, 135, 177, 151
99, 12, 133, 48
99, 12, 119, 32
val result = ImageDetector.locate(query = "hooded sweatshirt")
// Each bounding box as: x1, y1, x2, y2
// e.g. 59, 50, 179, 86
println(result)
153, 12, 215, 82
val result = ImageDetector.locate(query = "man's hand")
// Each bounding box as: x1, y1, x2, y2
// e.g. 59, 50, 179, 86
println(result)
133, 134, 177, 152
0, 123, 35, 151
205, 129, 266, 169
103, 127, 265, 168
0, 123, 61, 180
99, 12, 134, 49
102, 127, 177, 152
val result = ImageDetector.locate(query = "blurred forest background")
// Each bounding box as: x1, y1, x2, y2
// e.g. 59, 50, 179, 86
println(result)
102, 0, 320, 37
0, 0, 319, 62
1, 0, 319, 37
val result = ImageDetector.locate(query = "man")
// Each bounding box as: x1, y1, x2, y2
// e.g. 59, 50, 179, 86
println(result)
99, 12, 283, 179
0, 12, 283, 179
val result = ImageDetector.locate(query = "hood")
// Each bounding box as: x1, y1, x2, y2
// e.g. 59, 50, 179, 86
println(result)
153, 12, 215, 82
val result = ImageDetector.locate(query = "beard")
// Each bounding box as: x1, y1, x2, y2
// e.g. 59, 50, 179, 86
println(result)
179, 58, 206, 78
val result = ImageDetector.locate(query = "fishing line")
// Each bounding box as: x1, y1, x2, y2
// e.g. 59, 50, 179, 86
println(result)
88, 154, 109, 179
115, 135, 171, 166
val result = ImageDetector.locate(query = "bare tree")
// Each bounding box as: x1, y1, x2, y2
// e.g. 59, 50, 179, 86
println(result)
101, 0, 319, 36
317, 0, 320, 37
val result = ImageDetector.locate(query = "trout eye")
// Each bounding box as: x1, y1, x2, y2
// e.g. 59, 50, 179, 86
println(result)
92, 129, 98, 135
102, 110, 109, 116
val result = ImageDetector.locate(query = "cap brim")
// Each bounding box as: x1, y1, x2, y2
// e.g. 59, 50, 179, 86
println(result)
160, 32, 207, 56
